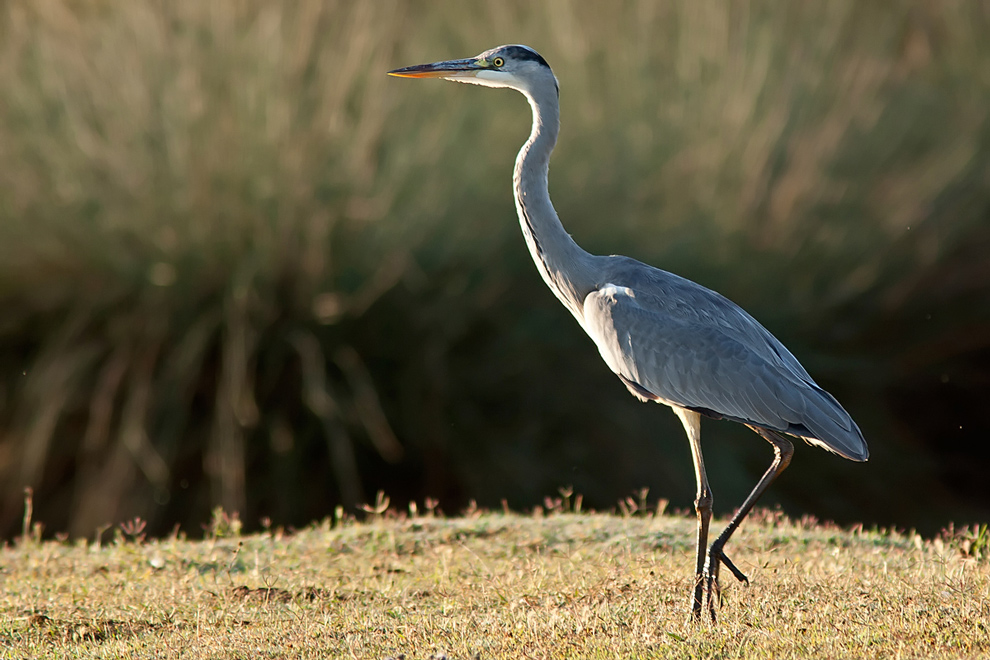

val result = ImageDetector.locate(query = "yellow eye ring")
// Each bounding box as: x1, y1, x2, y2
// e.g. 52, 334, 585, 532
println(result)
492, 57, 504, 67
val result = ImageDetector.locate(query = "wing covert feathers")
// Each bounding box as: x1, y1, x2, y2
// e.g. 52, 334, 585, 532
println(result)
583, 273, 868, 462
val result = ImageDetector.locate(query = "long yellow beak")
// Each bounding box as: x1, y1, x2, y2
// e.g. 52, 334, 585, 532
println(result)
387, 57, 483, 80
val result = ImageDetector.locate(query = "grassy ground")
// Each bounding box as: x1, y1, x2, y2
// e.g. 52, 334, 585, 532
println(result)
3, 504, 988, 659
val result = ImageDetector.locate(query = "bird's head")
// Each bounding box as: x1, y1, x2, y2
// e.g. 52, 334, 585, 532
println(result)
388, 44, 557, 96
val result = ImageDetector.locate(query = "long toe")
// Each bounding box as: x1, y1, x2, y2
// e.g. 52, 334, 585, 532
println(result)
707, 543, 749, 585
715, 550, 749, 585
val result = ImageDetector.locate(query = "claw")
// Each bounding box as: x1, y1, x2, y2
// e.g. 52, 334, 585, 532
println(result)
719, 551, 749, 585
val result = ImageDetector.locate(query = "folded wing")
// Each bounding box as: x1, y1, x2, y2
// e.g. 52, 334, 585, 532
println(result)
582, 268, 868, 462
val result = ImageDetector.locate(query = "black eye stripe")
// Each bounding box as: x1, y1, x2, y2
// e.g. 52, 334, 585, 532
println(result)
500, 46, 550, 69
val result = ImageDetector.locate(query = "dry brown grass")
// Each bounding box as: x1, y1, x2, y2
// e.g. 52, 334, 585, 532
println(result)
3, 505, 988, 658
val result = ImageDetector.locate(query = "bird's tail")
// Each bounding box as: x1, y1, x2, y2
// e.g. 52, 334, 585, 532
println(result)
792, 386, 869, 462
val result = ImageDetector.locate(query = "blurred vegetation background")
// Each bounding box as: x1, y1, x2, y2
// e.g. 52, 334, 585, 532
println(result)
1, 0, 988, 539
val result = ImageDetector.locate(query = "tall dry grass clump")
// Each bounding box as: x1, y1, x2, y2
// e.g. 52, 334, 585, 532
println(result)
0, 1, 420, 535
0, 1, 988, 537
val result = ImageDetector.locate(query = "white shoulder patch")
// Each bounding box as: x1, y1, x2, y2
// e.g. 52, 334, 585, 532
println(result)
599, 283, 635, 300
582, 284, 640, 378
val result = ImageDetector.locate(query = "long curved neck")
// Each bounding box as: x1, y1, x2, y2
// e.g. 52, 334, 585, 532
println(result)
514, 84, 598, 323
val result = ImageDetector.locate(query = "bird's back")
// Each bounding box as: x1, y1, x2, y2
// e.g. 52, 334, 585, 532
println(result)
582, 255, 868, 462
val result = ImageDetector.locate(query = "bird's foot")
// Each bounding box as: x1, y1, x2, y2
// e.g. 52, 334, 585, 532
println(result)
702, 546, 749, 621
715, 549, 749, 586
690, 574, 705, 620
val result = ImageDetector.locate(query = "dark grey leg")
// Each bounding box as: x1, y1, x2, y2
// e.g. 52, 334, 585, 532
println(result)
705, 428, 794, 620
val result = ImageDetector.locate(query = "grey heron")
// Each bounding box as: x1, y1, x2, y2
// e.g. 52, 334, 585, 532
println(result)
389, 45, 868, 620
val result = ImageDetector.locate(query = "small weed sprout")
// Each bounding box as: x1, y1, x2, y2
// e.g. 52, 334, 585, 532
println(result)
20, 487, 33, 546
463, 499, 480, 519
941, 523, 990, 561
204, 507, 242, 540
225, 541, 244, 579
543, 495, 564, 514
118, 517, 148, 545
18, 487, 44, 546
359, 491, 391, 521
423, 497, 440, 518
618, 488, 654, 518
555, 486, 584, 514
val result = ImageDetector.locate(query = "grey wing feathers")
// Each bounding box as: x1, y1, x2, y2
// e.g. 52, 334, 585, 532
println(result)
583, 260, 868, 462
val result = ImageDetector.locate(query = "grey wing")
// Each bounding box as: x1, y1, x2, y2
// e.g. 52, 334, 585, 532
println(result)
582, 282, 868, 462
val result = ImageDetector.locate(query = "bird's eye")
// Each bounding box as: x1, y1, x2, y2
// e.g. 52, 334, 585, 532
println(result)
492, 57, 504, 68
